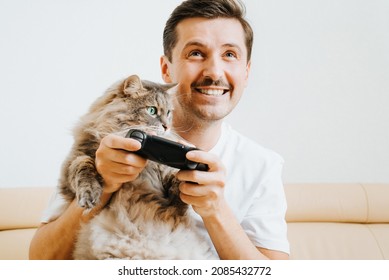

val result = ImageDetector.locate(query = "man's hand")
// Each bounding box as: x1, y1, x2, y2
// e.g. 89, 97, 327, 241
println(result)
176, 150, 226, 218
95, 134, 148, 194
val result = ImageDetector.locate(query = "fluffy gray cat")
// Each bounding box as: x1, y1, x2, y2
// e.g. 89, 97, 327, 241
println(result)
58, 75, 216, 259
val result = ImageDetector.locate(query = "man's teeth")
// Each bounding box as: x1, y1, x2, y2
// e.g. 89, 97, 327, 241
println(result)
198, 89, 225, 96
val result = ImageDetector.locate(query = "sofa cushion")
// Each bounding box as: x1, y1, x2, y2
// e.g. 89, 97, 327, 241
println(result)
288, 222, 389, 259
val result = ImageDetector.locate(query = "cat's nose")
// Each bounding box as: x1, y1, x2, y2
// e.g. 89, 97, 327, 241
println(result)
162, 124, 168, 131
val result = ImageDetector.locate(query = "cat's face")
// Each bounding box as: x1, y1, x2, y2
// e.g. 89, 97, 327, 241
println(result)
127, 78, 174, 134
101, 75, 175, 136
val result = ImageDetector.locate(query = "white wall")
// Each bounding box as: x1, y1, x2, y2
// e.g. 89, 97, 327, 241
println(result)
0, 0, 388, 188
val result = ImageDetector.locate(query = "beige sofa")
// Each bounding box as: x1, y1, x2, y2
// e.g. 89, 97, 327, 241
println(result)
1, 184, 388, 260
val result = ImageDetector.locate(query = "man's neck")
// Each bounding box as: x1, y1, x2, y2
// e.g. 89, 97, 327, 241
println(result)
173, 119, 223, 151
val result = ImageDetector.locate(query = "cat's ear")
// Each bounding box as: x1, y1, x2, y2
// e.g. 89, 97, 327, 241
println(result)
161, 83, 178, 95
122, 75, 144, 94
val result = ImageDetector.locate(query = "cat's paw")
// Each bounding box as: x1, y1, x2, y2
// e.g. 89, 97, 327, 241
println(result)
77, 181, 103, 209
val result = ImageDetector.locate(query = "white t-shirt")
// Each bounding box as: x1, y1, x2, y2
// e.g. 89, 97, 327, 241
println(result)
41, 122, 290, 254
189, 122, 289, 254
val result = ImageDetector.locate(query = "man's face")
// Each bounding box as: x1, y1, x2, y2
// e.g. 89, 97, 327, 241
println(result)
161, 17, 251, 123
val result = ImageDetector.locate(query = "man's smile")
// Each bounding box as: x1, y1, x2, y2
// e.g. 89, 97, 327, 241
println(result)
191, 76, 231, 97
195, 87, 229, 96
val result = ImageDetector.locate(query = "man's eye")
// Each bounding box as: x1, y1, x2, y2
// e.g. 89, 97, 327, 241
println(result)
146, 106, 158, 117
188, 50, 203, 57
225, 51, 237, 59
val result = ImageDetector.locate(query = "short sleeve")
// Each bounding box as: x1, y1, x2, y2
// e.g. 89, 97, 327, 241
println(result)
240, 158, 290, 254
40, 188, 70, 223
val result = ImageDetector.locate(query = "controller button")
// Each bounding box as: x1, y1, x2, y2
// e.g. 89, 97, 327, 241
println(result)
186, 161, 198, 170
130, 131, 145, 143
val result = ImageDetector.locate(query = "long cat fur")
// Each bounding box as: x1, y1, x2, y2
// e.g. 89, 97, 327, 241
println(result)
57, 75, 216, 259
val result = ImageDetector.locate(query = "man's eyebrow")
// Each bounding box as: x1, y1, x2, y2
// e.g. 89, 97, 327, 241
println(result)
222, 43, 243, 52
183, 40, 206, 49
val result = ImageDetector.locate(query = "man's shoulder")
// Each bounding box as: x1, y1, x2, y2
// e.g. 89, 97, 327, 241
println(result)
222, 123, 283, 164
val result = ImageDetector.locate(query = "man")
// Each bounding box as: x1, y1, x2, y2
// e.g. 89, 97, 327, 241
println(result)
30, 0, 289, 260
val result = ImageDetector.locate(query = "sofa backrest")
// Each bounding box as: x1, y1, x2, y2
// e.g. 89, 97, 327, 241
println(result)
0, 187, 54, 231
285, 184, 389, 259
285, 183, 389, 223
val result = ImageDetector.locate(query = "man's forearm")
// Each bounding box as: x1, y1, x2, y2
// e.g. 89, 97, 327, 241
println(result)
202, 200, 267, 260
203, 200, 288, 260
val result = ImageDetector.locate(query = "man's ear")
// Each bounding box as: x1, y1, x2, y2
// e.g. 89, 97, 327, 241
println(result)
160, 55, 173, 83
244, 60, 251, 87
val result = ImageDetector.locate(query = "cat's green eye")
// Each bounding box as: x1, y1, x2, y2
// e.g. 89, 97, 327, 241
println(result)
146, 106, 158, 117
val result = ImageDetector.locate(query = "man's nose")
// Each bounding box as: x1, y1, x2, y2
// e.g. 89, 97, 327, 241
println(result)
202, 56, 223, 81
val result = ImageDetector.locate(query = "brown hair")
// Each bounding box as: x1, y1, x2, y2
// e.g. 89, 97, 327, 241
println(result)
163, 0, 253, 63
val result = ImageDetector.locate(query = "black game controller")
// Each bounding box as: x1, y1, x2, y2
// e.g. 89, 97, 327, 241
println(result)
125, 129, 209, 171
